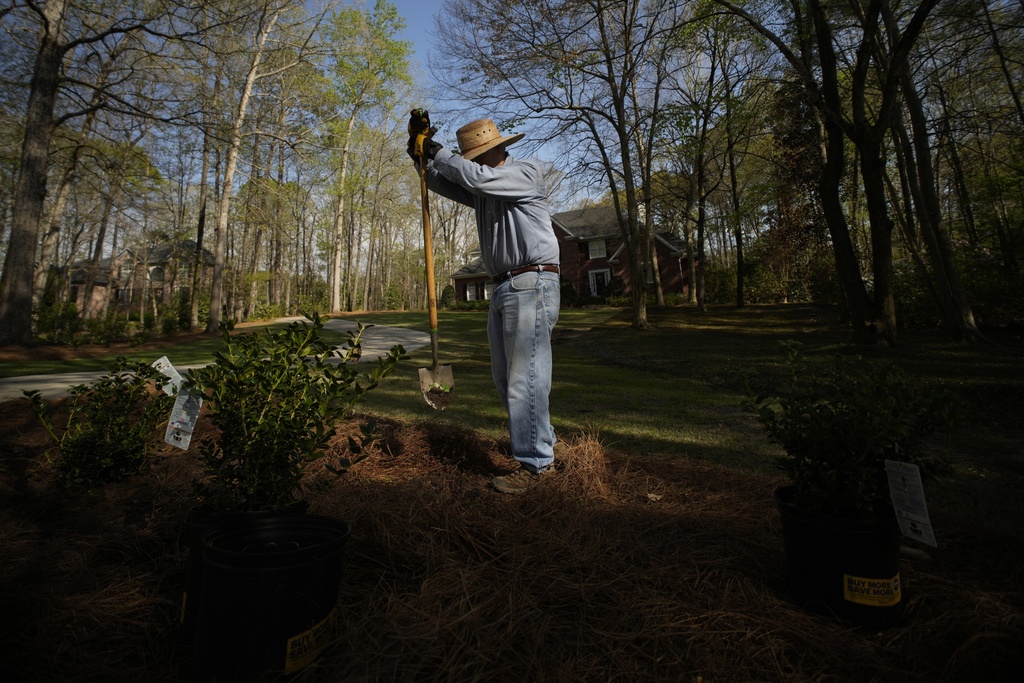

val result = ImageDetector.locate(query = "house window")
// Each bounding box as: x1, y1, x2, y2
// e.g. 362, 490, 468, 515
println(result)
587, 239, 606, 259
463, 281, 492, 302
589, 269, 612, 296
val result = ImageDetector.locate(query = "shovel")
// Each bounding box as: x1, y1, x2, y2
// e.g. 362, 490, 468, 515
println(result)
415, 130, 454, 410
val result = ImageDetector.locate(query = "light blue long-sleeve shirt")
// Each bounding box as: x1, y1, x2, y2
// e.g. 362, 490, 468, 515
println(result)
421, 147, 559, 277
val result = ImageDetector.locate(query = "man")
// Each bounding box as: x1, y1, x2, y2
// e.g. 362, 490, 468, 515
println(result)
408, 110, 561, 495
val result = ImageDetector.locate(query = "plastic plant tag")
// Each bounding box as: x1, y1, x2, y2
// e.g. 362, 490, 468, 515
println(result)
885, 460, 938, 547
153, 356, 184, 396
165, 389, 203, 450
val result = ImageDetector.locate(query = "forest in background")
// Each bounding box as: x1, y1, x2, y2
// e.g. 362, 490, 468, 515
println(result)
1, 0, 1022, 346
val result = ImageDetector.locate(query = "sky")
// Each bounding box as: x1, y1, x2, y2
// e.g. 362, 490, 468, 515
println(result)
385, 0, 575, 201
390, 0, 445, 72
387, 0, 484, 145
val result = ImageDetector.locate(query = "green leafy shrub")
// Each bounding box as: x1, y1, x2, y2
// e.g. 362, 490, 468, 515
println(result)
440, 285, 456, 310
743, 341, 956, 519
106, 316, 131, 343
195, 292, 211, 326
560, 279, 578, 307
81, 314, 132, 345
703, 262, 737, 304
186, 312, 407, 512
35, 301, 82, 344
175, 289, 193, 330
129, 329, 152, 346
252, 301, 288, 321
294, 288, 329, 316
381, 283, 403, 310
25, 358, 174, 489
160, 314, 179, 336
453, 300, 489, 311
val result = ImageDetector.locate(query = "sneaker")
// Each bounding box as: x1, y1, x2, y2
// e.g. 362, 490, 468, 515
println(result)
489, 466, 553, 495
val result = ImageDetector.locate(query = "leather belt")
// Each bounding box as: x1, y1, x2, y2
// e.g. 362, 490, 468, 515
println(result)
491, 264, 559, 284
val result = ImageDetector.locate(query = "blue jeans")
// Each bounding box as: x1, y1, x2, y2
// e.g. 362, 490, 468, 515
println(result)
488, 270, 560, 473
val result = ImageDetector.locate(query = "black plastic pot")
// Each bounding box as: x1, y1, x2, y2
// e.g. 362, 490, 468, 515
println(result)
774, 485, 905, 629
179, 508, 286, 645
191, 513, 350, 682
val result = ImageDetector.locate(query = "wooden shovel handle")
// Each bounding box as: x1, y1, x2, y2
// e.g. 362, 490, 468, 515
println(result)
418, 138, 440, 365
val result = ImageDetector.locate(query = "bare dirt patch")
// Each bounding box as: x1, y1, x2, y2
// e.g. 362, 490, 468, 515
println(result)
1, 399, 1022, 682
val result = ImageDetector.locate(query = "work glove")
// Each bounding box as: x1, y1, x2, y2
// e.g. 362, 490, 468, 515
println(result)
407, 130, 441, 162
407, 108, 441, 161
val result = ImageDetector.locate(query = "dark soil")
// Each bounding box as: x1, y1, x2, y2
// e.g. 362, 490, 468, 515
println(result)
424, 386, 455, 410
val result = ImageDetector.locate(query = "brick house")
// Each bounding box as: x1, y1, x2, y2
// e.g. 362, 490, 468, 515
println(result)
68, 239, 214, 315
451, 206, 691, 303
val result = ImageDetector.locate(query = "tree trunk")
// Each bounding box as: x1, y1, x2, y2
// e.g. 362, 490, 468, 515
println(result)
272, 124, 285, 309
682, 182, 697, 304
206, 7, 280, 333
33, 167, 74, 307
330, 113, 357, 312
191, 104, 214, 329
101, 200, 127, 320
899, 71, 980, 341
858, 135, 898, 345
817, 112, 874, 334
724, 80, 745, 307
32, 88, 105, 307
695, 166, 708, 313
981, 1, 1024, 130
0, 0, 67, 345
648, 205, 665, 306
934, 81, 978, 244
83, 175, 121, 319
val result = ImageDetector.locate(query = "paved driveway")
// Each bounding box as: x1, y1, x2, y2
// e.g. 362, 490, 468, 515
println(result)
0, 318, 429, 401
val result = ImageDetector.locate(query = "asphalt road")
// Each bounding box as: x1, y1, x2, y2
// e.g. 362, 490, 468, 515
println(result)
0, 317, 430, 401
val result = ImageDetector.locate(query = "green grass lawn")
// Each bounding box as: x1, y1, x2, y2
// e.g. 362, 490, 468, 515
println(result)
352, 303, 1024, 542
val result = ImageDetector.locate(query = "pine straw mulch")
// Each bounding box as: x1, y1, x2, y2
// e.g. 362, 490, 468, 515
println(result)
1, 397, 1023, 682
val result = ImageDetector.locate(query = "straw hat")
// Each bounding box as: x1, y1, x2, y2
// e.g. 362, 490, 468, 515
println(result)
456, 119, 525, 160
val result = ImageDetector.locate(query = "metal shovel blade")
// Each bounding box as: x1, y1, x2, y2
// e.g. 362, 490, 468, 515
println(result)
419, 364, 455, 411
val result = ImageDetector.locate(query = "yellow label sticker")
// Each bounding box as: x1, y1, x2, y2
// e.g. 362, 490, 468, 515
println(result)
844, 573, 901, 607
285, 608, 338, 675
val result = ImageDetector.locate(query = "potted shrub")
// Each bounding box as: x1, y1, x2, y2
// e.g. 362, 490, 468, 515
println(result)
179, 312, 405, 680
744, 341, 956, 628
